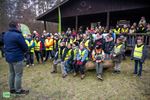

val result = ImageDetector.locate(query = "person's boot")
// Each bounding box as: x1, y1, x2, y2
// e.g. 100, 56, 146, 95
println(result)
15, 89, 29, 95
113, 70, 117, 73
81, 74, 85, 80
97, 74, 103, 80
51, 70, 57, 74
10, 89, 16, 94
31, 64, 34, 66
116, 70, 121, 74
51, 65, 57, 74
62, 74, 67, 78
26, 65, 30, 68
73, 73, 77, 77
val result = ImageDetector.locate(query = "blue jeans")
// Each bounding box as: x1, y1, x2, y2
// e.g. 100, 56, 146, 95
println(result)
8, 61, 24, 92
134, 60, 143, 76
95, 62, 103, 75
64, 60, 73, 73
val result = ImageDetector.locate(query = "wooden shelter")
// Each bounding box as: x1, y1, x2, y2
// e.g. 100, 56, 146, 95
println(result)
37, 0, 150, 31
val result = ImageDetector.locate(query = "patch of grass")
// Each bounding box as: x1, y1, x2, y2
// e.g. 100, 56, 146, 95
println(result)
0, 56, 150, 100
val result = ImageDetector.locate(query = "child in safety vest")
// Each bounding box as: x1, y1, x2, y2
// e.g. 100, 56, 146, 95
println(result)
72, 42, 79, 75
51, 41, 66, 73
25, 35, 35, 67
34, 37, 43, 64
61, 43, 74, 78
74, 43, 88, 79
111, 37, 125, 74
44, 35, 54, 62
92, 45, 105, 80
131, 36, 147, 77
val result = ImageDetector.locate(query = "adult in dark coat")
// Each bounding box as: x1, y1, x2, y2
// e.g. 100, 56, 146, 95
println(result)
4, 21, 29, 95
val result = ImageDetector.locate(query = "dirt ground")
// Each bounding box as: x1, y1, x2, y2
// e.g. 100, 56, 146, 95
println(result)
0, 56, 150, 100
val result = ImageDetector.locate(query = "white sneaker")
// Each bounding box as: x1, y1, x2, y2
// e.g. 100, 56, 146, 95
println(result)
32, 64, 34, 66
26, 65, 30, 67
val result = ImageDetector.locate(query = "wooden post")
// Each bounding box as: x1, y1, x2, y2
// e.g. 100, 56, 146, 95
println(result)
75, 16, 78, 32
106, 12, 110, 28
44, 21, 47, 30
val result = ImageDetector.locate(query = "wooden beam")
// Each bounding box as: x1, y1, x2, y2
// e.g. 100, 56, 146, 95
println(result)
106, 12, 110, 28
44, 21, 47, 30
75, 16, 78, 32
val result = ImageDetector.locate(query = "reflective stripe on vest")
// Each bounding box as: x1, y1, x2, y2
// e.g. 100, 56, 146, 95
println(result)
114, 44, 122, 54
79, 49, 88, 60
35, 41, 40, 51
133, 45, 144, 59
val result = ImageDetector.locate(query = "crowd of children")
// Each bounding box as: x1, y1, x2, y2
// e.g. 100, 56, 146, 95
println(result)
24, 30, 147, 80
23, 17, 149, 80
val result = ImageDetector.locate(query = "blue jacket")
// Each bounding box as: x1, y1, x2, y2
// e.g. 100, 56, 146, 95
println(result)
77, 48, 88, 62
4, 28, 28, 63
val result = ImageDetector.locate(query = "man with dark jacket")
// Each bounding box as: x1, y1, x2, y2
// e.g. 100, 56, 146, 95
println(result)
4, 21, 29, 95
103, 34, 115, 60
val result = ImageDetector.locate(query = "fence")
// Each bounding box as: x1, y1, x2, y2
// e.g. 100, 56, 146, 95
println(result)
116, 33, 150, 48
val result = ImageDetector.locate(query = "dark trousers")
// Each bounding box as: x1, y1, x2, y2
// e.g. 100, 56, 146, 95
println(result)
134, 60, 143, 76
26, 52, 34, 65
0, 47, 5, 57
45, 50, 53, 61
42, 50, 46, 58
35, 51, 43, 63
74, 61, 86, 75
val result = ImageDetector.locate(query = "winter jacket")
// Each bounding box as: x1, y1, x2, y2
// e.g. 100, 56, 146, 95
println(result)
4, 28, 28, 63
131, 44, 147, 63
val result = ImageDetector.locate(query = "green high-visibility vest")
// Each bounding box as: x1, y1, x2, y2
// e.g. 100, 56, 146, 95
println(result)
133, 45, 144, 59
114, 44, 122, 54
25, 40, 34, 52
62, 49, 72, 61
79, 49, 88, 61
34, 41, 41, 51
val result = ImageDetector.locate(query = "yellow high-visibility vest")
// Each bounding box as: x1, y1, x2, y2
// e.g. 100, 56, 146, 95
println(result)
113, 28, 120, 34
85, 40, 89, 48
62, 49, 72, 61
73, 47, 79, 59
25, 40, 34, 52
80, 40, 90, 49
114, 44, 122, 54
45, 39, 53, 51
121, 28, 128, 33
34, 41, 41, 51
133, 45, 144, 59
79, 49, 88, 60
